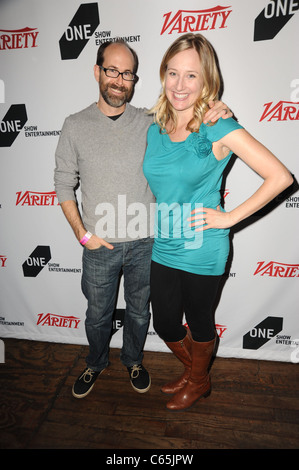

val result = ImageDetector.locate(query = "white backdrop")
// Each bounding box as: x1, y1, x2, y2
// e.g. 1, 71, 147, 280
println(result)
1, 0, 298, 362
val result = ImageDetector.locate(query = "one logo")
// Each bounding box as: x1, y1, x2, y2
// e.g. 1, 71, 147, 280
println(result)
37, 313, 80, 329
254, 0, 299, 41
22, 246, 51, 277
260, 101, 299, 122
0, 27, 39, 50
59, 3, 100, 60
23, 125, 61, 138
0, 104, 27, 147
243, 316, 283, 350
286, 195, 299, 208
160, 6, 232, 35
16, 191, 58, 206
111, 309, 125, 335
254, 261, 299, 277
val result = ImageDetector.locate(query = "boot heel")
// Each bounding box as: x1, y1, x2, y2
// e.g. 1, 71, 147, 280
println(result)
203, 388, 211, 399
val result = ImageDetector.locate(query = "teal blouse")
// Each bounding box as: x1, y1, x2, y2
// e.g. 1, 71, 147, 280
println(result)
143, 117, 243, 275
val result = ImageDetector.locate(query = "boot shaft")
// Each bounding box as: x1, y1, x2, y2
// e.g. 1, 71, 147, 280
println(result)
189, 337, 215, 384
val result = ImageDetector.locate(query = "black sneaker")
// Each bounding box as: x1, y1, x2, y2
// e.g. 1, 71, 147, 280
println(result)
127, 364, 151, 393
72, 367, 103, 398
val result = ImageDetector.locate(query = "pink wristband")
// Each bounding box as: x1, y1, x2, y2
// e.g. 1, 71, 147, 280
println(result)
80, 231, 92, 246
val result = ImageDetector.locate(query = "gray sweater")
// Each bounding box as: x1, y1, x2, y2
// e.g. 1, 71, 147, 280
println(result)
54, 103, 155, 242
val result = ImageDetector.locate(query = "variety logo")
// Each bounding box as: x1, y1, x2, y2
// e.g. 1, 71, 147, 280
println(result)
243, 316, 283, 349
254, 261, 299, 277
0, 255, 7, 267
254, 0, 299, 41
22, 246, 51, 277
59, 3, 100, 60
260, 101, 299, 122
16, 191, 58, 206
37, 313, 80, 329
160, 6, 232, 35
0, 27, 39, 50
220, 188, 230, 201
182, 322, 227, 338
215, 323, 227, 338
0, 104, 27, 147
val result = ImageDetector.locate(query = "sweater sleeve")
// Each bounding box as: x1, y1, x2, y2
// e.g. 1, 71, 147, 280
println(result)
54, 117, 80, 204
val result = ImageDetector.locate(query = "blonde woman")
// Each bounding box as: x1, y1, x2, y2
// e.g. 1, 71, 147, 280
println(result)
143, 33, 293, 411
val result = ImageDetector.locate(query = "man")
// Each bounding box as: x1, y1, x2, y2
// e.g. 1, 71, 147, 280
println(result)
54, 39, 231, 399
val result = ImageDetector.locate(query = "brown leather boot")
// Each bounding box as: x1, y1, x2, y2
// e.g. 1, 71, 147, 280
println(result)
161, 328, 192, 395
166, 337, 215, 411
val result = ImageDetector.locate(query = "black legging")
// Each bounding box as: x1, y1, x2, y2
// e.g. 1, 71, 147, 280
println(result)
150, 261, 221, 343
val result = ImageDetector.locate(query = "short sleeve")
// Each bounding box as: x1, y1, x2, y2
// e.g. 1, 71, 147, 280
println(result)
204, 117, 243, 143
146, 122, 156, 144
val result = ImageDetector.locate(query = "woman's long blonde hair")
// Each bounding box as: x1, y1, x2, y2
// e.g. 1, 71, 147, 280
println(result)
151, 33, 221, 134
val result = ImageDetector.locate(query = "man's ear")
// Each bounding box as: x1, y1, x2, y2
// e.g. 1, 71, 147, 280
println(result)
94, 64, 100, 82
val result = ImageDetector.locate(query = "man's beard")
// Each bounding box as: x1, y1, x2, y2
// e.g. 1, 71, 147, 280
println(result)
100, 82, 133, 108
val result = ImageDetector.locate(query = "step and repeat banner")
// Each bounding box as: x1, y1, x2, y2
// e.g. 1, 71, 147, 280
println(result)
1, 0, 298, 362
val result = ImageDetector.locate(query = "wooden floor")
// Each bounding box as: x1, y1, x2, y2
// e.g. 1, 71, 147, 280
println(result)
0, 337, 298, 450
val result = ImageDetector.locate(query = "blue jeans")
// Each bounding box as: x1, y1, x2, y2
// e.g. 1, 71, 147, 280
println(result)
81, 237, 153, 371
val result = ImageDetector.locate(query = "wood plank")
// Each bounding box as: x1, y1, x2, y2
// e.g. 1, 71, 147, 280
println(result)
1, 338, 298, 450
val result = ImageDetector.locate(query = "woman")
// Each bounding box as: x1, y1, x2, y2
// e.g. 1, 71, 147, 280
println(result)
143, 33, 293, 411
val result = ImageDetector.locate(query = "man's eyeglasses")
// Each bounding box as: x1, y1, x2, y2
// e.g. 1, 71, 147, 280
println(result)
99, 66, 136, 82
